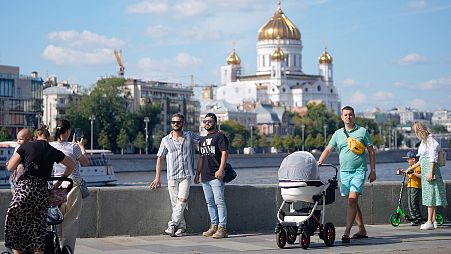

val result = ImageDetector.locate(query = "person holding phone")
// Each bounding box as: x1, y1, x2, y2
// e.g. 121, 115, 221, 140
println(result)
51, 119, 89, 252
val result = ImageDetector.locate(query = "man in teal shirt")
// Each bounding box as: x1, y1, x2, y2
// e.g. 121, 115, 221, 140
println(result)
318, 106, 376, 243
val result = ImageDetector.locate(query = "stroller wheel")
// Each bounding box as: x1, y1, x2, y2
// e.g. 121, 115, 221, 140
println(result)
300, 231, 310, 250
322, 222, 335, 247
390, 213, 401, 227
276, 229, 287, 249
286, 227, 297, 244
436, 213, 444, 226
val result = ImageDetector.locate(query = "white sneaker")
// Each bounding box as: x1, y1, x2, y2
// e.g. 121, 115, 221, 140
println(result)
420, 222, 435, 230
174, 228, 186, 237
433, 222, 438, 229
164, 225, 176, 236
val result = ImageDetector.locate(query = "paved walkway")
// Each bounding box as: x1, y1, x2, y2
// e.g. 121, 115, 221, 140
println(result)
1, 224, 450, 253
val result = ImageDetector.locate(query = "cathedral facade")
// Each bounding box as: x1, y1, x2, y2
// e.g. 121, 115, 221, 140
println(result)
216, 3, 341, 114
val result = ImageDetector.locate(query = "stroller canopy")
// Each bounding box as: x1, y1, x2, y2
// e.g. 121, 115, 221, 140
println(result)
278, 151, 320, 181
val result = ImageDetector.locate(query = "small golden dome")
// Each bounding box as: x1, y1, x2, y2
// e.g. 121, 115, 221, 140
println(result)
319, 49, 333, 64
271, 47, 285, 61
258, 3, 301, 41
226, 49, 241, 65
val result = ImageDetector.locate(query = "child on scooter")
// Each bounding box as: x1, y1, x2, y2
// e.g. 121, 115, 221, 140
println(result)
397, 151, 422, 226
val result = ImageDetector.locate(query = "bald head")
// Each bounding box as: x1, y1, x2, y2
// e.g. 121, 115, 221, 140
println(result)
17, 129, 32, 145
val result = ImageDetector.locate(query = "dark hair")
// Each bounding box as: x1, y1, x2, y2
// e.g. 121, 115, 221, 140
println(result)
35, 125, 50, 139
171, 113, 185, 121
205, 113, 217, 123
341, 106, 355, 115
54, 119, 71, 141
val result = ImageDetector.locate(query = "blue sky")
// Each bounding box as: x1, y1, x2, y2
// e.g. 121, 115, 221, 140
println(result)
1, 0, 450, 112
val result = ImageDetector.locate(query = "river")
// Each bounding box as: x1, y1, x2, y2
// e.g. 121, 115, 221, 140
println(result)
113, 161, 451, 186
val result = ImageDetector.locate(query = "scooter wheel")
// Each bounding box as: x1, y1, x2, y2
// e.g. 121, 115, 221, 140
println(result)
390, 213, 401, 227
300, 231, 310, 249
436, 213, 444, 226
276, 229, 287, 249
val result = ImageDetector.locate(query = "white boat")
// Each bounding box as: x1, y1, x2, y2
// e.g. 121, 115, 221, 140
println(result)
0, 142, 116, 188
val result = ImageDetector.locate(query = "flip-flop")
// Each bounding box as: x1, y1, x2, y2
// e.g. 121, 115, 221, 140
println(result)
341, 235, 350, 243
351, 233, 368, 239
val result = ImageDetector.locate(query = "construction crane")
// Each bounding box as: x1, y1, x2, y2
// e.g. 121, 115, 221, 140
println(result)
189, 75, 217, 101
114, 48, 125, 78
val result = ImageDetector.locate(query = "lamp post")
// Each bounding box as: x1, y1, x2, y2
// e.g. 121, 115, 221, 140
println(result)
144, 117, 149, 155
89, 115, 95, 153
323, 124, 327, 146
301, 123, 305, 151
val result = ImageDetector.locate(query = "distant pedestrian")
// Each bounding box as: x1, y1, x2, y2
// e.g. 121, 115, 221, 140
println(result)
150, 113, 200, 237
397, 150, 422, 226
5, 126, 75, 254
195, 113, 230, 239
51, 119, 89, 252
317, 106, 376, 243
410, 122, 447, 230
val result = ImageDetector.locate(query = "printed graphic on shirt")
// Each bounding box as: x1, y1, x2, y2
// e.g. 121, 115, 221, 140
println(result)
200, 138, 215, 155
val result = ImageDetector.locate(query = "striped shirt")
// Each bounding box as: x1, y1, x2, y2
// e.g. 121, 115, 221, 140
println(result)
157, 131, 200, 180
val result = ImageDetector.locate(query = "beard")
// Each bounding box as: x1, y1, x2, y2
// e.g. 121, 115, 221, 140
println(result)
172, 126, 182, 131
204, 124, 216, 131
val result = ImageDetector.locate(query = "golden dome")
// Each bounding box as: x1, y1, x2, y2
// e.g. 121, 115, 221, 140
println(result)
271, 47, 285, 61
319, 49, 333, 64
258, 3, 301, 41
226, 49, 241, 65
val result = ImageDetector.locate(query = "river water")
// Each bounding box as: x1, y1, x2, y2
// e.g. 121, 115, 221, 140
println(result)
114, 161, 451, 186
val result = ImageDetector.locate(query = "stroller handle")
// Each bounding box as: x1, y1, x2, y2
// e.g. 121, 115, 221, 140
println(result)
48, 176, 74, 190
318, 163, 338, 178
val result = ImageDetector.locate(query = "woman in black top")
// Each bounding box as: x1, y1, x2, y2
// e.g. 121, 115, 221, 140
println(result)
5, 126, 75, 254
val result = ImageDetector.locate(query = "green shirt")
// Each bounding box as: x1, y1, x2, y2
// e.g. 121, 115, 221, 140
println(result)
329, 124, 372, 171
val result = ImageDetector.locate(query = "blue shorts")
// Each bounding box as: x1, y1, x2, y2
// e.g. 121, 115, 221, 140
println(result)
339, 170, 367, 196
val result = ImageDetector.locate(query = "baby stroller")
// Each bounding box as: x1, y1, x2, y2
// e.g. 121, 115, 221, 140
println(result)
275, 151, 338, 249
4, 177, 73, 254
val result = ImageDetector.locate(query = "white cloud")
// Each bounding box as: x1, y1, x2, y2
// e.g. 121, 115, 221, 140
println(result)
42, 45, 113, 65
417, 76, 451, 90
409, 99, 427, 109
350, 91, 367, 104
174, 0, 208, 17
136, 53, 202, 77
126, 0, 169, 14
398, 53, 428, 65
408, 0, 428, 9
48, 30, 124, 48
372, 91, 394, 101
145, 25, 172, 38
342, 78, 356, 87
393, 81, 408, 88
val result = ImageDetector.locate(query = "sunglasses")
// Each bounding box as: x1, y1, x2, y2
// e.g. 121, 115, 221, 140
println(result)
203, 119, 214, 124
171, 121, 182, 124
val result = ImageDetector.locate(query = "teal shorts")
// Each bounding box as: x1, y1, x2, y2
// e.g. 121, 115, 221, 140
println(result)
339, 170, 367, 196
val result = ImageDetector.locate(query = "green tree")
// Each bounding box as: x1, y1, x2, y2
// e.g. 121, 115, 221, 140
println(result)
258, 134, 269, 153
305, 134, 315, 151
0, 127, 11, 141
271, 134, 283, 150
283, 134, 294, 152
232, 134, 245, 154
152, 130, 165, 151
117, 128, 128, 155
97, 130, 111, 150
133, 131, 146, 154
314, 133, 324, 149
294, 135, 302, 151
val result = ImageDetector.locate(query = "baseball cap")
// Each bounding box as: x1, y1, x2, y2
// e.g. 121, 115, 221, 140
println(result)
402, 150, 418, 159
204, 113, 217, 122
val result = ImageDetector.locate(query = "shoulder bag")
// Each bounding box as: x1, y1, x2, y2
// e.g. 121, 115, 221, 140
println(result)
209, 155, 237, 183
343, 129, 366, 155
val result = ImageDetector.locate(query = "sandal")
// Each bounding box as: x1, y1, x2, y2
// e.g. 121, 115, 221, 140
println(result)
342, 234, 350, 243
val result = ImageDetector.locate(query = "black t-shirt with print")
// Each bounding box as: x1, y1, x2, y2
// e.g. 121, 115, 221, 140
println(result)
17, 140, 66, 179
199, 131, 229, 182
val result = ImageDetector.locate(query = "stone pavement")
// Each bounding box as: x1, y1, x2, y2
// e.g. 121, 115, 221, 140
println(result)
1, 224, 450, 253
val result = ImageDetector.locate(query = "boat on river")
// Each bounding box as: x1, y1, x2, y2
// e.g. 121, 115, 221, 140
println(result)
0, 141, 116, 188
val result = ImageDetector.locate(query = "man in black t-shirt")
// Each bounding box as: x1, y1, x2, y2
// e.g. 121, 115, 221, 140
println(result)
195, 113, 229, 239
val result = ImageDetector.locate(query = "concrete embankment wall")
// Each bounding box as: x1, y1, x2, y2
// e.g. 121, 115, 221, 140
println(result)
1, 181, 449, 240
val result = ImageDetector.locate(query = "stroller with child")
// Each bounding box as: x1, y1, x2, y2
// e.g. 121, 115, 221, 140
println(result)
275, 151, 338, 249
4, 177, 73, 254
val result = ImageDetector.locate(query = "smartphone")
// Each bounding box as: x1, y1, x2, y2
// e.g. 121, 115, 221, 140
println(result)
74, 128, 82, 141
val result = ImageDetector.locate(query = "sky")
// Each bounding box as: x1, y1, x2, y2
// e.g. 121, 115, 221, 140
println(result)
1, 0, 451, 112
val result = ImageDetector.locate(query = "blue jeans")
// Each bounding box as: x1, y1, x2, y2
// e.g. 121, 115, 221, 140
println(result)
202, 179, 227, 227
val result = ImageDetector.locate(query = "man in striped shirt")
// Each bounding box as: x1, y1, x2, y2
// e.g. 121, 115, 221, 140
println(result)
150, 113, 200, 237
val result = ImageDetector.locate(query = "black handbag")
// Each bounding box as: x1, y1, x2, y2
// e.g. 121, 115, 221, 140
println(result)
210, 156, 237, 183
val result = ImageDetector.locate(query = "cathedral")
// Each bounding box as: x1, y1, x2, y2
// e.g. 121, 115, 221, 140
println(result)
216, 2, 341, 114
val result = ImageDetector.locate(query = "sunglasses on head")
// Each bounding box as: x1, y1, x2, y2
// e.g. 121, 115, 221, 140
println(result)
171, 121, 182, 124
